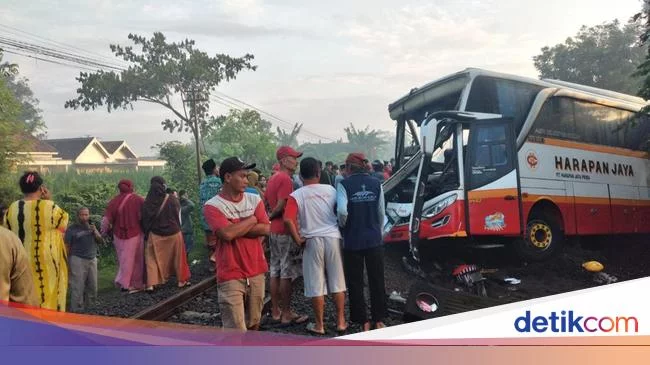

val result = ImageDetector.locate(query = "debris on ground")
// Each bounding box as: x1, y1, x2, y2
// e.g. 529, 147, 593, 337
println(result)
452, 264, 487, 297
582, 260, 604, 272
593, 272, 618, 285
504, 277, 521, 285
389, 291, 407, 304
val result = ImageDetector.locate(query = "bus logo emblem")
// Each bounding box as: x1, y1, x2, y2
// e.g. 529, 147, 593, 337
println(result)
484, 212, 506, 231
526, 151, 539, 170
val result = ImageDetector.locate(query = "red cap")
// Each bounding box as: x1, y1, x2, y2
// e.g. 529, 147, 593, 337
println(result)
276, 146, 303, 160
345, 152, 368, 167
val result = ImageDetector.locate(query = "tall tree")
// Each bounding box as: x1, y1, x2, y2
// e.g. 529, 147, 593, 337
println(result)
533, 19, 645, 94
635, 2, 650, 99
204, 109, 277, 171
344, 123, 389, 160
633, 2, 650, 152
64, 32, 257, 184
0, 77, 24, 176
1, 53, 44, 135
276, 123, 302, 148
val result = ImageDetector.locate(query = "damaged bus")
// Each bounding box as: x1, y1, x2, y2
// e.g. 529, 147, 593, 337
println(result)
383, 68, 650, 261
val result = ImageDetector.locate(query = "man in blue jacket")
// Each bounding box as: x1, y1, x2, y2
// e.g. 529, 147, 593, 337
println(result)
336, 152, 387, 331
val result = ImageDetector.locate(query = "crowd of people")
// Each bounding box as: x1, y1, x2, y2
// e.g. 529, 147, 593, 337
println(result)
204, 146, 393, 334
0, 172, 193, 312
0, 145, 395, 335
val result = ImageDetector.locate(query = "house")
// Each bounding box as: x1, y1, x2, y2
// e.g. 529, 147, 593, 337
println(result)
16, 136, 166, 173
14, 134, 73, 173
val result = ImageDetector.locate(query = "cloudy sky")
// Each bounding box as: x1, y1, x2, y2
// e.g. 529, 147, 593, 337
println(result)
1, 0, 644, 155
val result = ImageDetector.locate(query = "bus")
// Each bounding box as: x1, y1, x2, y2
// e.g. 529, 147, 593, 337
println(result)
383, 68, 650, 261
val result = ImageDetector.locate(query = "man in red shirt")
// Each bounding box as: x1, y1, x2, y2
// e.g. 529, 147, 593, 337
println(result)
264, 146, 308, 325
204, 157, 270, 331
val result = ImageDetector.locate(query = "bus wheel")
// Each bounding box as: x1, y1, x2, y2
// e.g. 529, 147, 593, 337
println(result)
514, 217, 564, 261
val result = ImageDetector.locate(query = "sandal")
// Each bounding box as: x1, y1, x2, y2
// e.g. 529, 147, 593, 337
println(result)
336, 325, 348, 335
279, 313, 309, 327
178, 281, 191, 288
306, 322, 325, 335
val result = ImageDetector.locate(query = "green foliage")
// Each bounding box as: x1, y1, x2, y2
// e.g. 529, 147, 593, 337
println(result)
64, 32, 257, 182
344, 123, 390, 160
276, 123, 302, 148
298, 141, 355, 164
205, 109, 278, 171
0, 77, 26, 179
2, 72, 45, 136
155, 140, 197, 192
533, 19, 645, 94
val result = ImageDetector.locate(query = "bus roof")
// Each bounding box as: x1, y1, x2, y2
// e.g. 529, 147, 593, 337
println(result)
388, 68, 649, 121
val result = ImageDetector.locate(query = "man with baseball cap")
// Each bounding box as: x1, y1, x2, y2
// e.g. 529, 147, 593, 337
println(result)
199, 158, 223, 268
203, 157, 270, 331
337, 152, 387, 331
264, 146, 309, 326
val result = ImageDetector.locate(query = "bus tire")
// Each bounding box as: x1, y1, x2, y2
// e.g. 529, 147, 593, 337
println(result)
514, 217, 564, 262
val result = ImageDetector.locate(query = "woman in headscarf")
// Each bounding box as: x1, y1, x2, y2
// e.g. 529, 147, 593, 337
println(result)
141, 176, 190, 290
3, 171, 69, 311
101, 179, 145, 293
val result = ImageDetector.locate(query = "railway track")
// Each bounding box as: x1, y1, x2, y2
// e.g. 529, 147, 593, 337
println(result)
130, 276, 274, 322
129, 275, 505, 326
130, 276, 219, 321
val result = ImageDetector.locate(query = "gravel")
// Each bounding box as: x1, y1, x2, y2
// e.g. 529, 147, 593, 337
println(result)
88, 234, 650, 337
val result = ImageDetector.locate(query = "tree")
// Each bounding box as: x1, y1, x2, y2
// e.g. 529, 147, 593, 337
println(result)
276, 123, 302, 148
1, 52, 45, 135
64, 32, 257, 184
344, 123, 389, 160
533, 20, 645, 94
204, 109, 277, 171
0, 76, 26, 202
4, 73, 45, 136
156, 141, 197, 191
0, 78, 24, 172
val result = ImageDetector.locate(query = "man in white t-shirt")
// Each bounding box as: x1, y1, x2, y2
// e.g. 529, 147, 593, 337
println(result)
284, 157, 347, 335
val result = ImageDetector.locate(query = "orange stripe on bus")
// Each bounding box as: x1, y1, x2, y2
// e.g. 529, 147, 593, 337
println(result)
610, 198, 650, 207
523, 194, 650, 206
530, 138, 649, 159
468, 188, 517, 199
521, 194, 573, 204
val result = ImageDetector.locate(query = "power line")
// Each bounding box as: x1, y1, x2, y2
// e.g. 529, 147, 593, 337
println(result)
214, 91, 335, 142
0, 23, 128, 67
0, 36, 125, 71
0, 28, 336, 142
0, 49, 99, 72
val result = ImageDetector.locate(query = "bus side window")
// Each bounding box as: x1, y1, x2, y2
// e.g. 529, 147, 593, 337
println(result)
466, 76, 543, 134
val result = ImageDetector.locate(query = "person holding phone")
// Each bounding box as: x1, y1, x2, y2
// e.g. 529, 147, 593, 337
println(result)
2, 171, 69, 311
65, 207, 103, 312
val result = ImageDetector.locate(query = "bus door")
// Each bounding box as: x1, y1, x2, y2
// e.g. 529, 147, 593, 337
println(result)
465, 119, 522, 236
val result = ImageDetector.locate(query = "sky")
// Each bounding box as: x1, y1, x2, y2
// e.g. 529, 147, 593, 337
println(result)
0, 0, 645, 156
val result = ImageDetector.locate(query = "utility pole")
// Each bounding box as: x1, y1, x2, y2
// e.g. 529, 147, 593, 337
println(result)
183, 87, 209, 185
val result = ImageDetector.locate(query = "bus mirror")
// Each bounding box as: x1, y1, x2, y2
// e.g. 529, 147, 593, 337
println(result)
421, 118, 437, 154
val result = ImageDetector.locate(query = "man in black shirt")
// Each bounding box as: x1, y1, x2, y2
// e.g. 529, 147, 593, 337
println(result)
65, 207, 103, 313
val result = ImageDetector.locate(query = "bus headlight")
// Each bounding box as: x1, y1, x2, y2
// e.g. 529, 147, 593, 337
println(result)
422, 194, 457, 218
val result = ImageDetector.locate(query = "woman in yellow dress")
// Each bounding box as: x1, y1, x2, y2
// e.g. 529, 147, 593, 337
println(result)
3, 172, 69, 311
